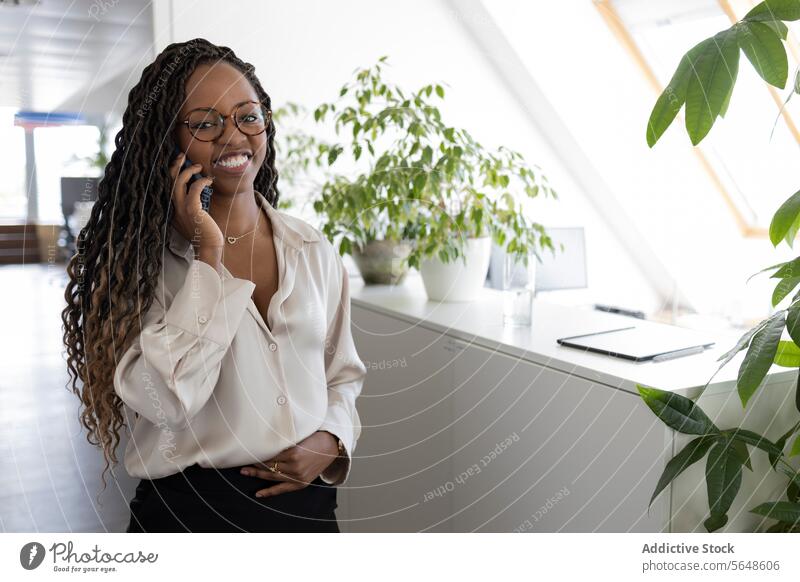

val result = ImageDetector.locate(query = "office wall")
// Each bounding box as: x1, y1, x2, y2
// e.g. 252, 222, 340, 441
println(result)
151, 0, 663, 313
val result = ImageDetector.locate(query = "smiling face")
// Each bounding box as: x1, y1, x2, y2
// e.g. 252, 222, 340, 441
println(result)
174, 61, 268, 196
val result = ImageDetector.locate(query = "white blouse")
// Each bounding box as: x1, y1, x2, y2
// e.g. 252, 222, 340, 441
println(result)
113, 191, 367, 486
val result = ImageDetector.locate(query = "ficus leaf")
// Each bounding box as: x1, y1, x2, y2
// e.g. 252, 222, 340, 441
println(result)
745, 0, 800, 22
731, 439, 754, 470
790, 432, 800, 456
684, 31, 740, 145
773, 339, 800, 367
784, 209, 800, 247
704, 440, 744, 532
786, 303, 800, 347
649, 436, 717, 506
719, 77, 735, 118
750, 501, 800, 524
768, 420, 800, 468
769, 188, 800, 246
737, 311, 786, 407
747, 259, 789, 283
637, 385, 718, 435
704, 512, 729, 532
647, 37, 714, 147
772, 276, 800, 306
726, 428, 785, 458
769, 256, 800, 278
761, 18, 790, 39
737, 20, 788, 88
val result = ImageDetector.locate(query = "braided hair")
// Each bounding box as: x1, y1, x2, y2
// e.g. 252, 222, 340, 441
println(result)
61, 38, 280, 493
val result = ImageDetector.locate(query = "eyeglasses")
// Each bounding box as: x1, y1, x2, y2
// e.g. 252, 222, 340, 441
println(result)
180, 100, 272, 142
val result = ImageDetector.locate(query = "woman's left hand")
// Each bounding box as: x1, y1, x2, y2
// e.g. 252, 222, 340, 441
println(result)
240, 431, 339, 498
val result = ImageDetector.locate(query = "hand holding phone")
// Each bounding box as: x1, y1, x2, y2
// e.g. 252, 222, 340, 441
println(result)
169, 148, 224, 253
173, 145, 213, 212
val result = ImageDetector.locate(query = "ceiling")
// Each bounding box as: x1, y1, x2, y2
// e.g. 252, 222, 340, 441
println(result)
0, 0, 153, 122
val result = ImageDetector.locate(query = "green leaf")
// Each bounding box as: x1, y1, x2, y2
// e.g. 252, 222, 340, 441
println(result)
637, 385, 719, 435
731, 439, 753, 470
770, 256, 800, 278
786, 303, 800, 347
790, 433, 800, 456
704, 316, 777, 395
435, 84, 444, 98
647, 37, 714, 147
769, 420, 800, 467
784, 210, 800, 247
750, 501, 800, 524
747, 259, 790, 283
769, 189, 800, 246
797, 367, 800, 413
726, 428, 785, 457
339, 236, 352, 256
772, 276, 800, 306
745, 0, 800, 22
704, 513, 729, 532
684, 31, 740, 145
327, 144, 343, 165
737, 20, 788, 88
789, 479, 800, 502
737, 311, 785, 407
774, 339, 800, 366
704, 441, 744, 532
716, 319, 770, 364
762, 18, 790, 39
649, 436, 717, 506
719, 77, 735, 118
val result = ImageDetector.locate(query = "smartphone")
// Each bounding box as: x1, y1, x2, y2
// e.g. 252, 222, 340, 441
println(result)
173, 145, 213, 212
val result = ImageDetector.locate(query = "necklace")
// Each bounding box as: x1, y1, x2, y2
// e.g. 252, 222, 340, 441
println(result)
225, 220, 260, 245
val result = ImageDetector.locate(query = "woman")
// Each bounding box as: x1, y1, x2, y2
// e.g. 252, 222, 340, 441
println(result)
61, 38, 367, 532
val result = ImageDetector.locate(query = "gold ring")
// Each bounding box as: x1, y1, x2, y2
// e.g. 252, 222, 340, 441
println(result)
271, 460, 280, 474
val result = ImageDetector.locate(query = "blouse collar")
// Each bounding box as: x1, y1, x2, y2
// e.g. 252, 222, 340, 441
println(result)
167, 190, 319, 261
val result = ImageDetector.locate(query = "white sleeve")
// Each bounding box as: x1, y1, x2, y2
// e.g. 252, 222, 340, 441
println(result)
113, 258, 256, 431
318, 251, 367, 486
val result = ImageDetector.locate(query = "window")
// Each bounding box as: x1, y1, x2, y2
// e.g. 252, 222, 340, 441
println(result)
609, 0, 800, 231
33, 125, 101, 224
0, 107, 28, 221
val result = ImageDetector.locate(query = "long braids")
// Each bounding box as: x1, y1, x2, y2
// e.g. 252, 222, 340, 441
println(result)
61, 38, 280, 494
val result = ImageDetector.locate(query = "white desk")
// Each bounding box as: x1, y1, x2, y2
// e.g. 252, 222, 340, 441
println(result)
336, 271, 797, 532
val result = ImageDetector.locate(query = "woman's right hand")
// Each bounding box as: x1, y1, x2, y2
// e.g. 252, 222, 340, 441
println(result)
169, 152, 224, 252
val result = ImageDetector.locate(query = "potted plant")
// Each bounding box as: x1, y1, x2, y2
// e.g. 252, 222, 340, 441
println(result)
641, 0, 800, 532
306, 57, 560, 299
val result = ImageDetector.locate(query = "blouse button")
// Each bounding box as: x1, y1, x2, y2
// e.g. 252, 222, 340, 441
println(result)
277, 395, 287, 405
197, 315, 208, 324
269, 342, 278, 351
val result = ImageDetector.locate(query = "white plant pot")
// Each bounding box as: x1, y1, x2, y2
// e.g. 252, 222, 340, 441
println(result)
419, 236, 492, 302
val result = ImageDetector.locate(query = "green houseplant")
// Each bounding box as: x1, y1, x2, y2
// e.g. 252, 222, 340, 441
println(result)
306, 57, 561, 297
642, 0, 800, 532
272, 102, 334, 213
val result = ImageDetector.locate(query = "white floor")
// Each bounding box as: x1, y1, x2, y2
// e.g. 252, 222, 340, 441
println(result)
0, 263, 137, 532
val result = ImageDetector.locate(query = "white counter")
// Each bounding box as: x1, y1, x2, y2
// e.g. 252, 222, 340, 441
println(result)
350, 271, 792, 398
343, 271, 797, 532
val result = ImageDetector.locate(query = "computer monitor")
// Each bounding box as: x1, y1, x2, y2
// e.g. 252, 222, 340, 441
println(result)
485, 227, 587, 292
60, 176, 99, 222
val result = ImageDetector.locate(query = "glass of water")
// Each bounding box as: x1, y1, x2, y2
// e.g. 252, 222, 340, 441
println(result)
502, 252, 536, 326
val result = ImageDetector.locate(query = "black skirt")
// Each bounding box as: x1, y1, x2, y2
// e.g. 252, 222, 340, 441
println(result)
125, 463, 339, 533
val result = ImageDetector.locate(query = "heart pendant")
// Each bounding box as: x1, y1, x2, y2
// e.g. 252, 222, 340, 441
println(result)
226, 236, 237, 244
